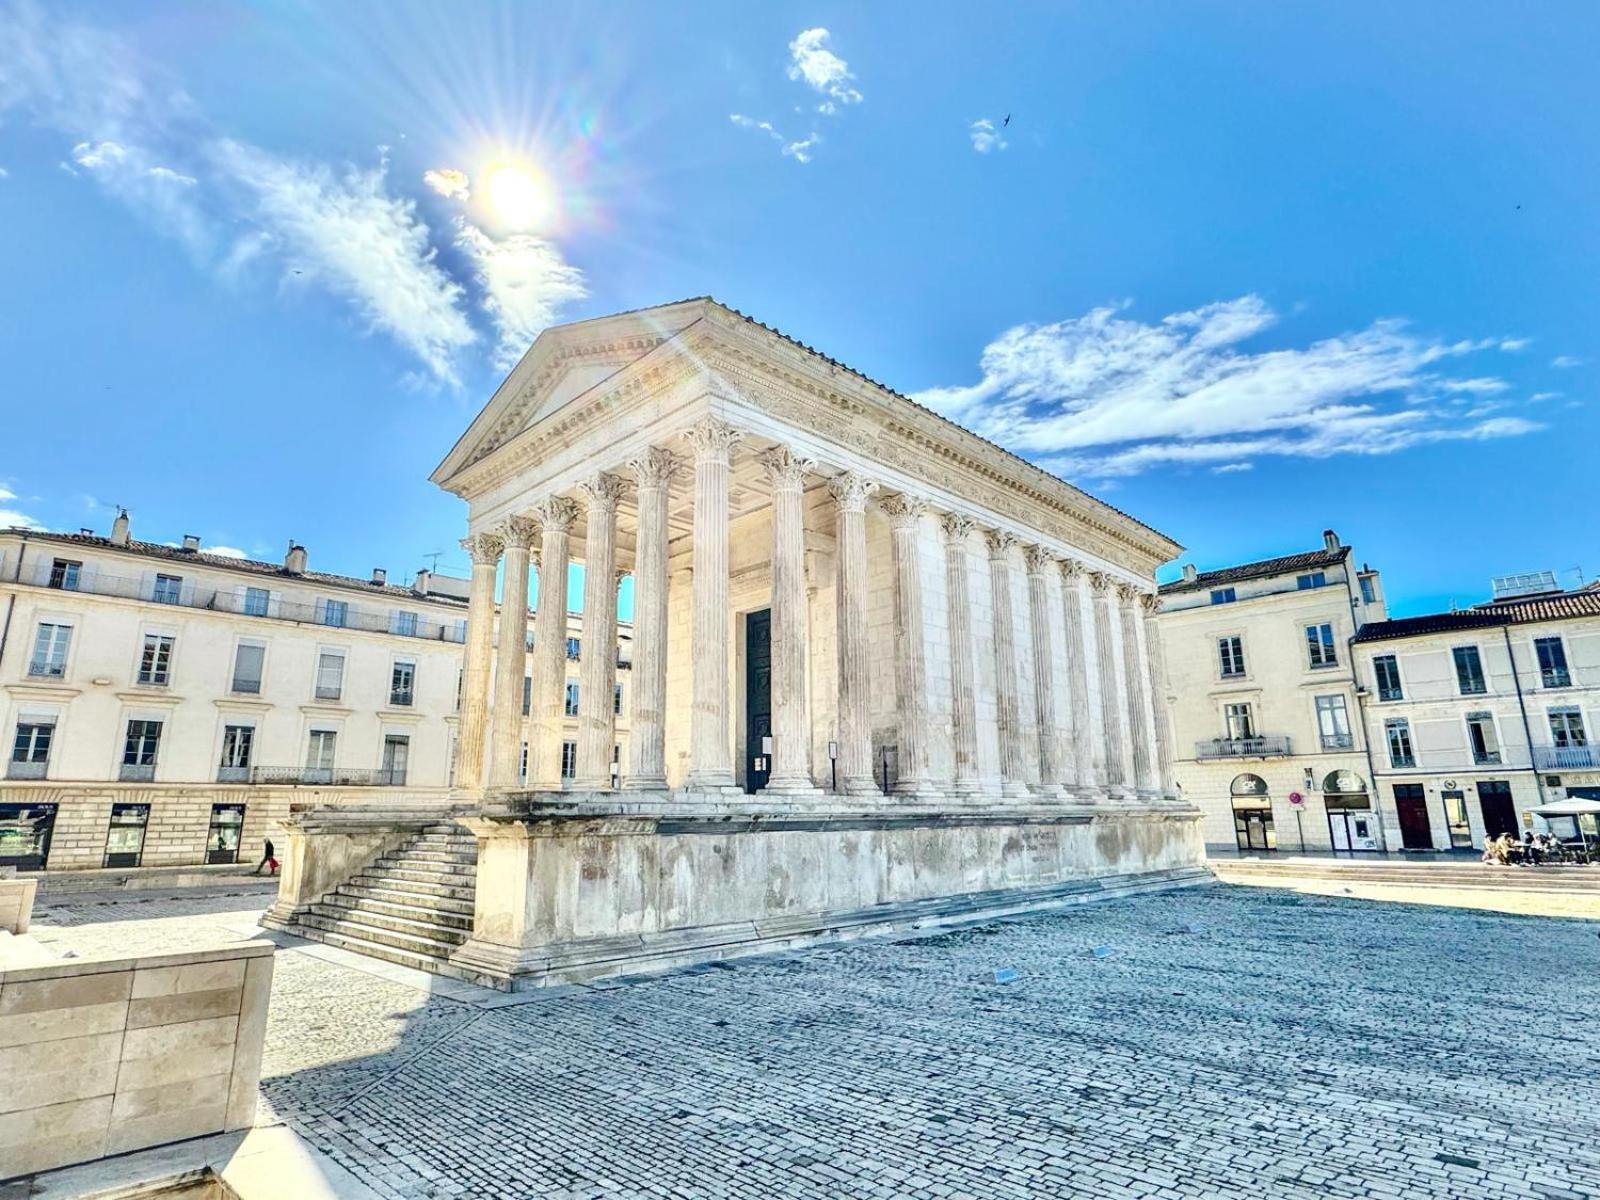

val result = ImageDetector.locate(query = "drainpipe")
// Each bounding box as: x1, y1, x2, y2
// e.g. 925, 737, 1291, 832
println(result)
1342, 564, 1389, 850
1502, 623, 1546, 808
0, 533, 27, 672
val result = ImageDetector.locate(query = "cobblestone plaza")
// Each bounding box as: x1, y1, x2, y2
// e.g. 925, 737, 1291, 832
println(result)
29, 884, 1600, 1200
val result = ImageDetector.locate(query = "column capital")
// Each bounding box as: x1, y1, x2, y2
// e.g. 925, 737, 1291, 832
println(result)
878, 493, 928, 529
627, 447, 679, 489
1087, 570, 1116, 594
757, 445, 816, 491
1115, 581, 1142, 603
578, 472, 628, 513
1058, 556, 1085, 580
940, 512, 976, 542
826, 470, 878, 512
1140, 591, 1162, 614
986, 529, 1018, 559
461, 532, 504, 566
682, 417, 744, 462
1024, 545, 1056, 576
533, 495, 580, 533
497, 513, 540, 551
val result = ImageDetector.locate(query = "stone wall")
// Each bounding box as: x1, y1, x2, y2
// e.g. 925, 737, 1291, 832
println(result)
0, 940, 273, 1179
0, 876, 37, 933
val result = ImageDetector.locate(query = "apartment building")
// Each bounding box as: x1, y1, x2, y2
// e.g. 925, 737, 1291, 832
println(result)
1352, 588, 1600, 851
0, 514, 631, 873
1154, 531, 1388, 853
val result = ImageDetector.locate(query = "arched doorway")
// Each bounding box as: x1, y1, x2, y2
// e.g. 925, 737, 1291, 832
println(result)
1323, 770, 1377, 852
1231, 773, 1275, 852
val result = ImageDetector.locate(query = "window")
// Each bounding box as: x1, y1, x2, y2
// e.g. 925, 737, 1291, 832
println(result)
1453, 645, 1487, 695
121, 719, 162, 780
1315, 695, 1352, 750
566, 637, 581, 660
319, 599, 349, 628
614, 682, 624, 716
315, 651, 345, 701
1224, 702, 1255, 740
1535, 637, 1570, 689
48, 558, 82, 590
1218, 636, 1246, 679
1373, 654, 1403, 701
1296, 572, 1327, 590
9, 721, 53, 779
1465, 712, 1501, 765
522, 676, 532, 716
565, 681, 580, 716
206, 804, 245, 864
152, 574, 183, 605
104, 803, 151, 867
1305, 623, 1338, 669
520, 742, 528, 781
243, 587, 271, 617
232, 643, 265, 694
220, 725, 254, 775
1210, 587, 1237, 606
381, 735, 410, 785
390, 659, 416, 707
306, 729, 337, 772
560, 740, 578, 779
392, 610, 419, 637
29, 623, 72, 677
1359, 575, 1378, 604
1385, 718, 1415, 768
138, 634, 174, 686
1550, 707, 1588, 749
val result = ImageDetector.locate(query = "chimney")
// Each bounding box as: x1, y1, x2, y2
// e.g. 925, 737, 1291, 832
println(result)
110, 509, 131, 547
1323, 529, 1341, 552
284, 541, 307, 575
1181, 563, 1197, 584
371, 568, 387, 587
413, 569, 431, 596
181, 534, 201, 553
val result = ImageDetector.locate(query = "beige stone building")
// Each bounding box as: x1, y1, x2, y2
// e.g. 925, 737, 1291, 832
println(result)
268, 298, 1206, 989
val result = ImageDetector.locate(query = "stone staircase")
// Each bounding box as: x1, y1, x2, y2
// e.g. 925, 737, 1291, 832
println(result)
290, 823, 477, 971
1213, 856, 1600, 893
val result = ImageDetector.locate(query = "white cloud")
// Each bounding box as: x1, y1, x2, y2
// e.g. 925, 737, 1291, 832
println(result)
454, 220, 587, 369
914, 295, 1545, 478
1499, 337, 1531, 352
730, 112, 819, 166
730, 113, 782, 141
0, 509, 43, 529
969, 118, 1008, 154
1551, 355, 1584, 368
787, 28, 862, 111
423, 167, 470, 201
69, 138, 210, 257
1529, 391, 1562, 403
1212, 462, 1253, 474
0, 166, 9, 178
782, 133, 821, 164
207, 545, 247, 559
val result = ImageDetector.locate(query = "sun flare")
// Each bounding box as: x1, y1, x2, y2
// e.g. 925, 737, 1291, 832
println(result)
481, 160, 552, 231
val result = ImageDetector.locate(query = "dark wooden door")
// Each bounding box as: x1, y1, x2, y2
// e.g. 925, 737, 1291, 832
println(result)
1477, 781, 1519, 840
1393, 784, 1433, 850
744, 610, 772, 794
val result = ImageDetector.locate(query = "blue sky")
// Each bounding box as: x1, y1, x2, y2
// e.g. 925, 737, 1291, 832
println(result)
1, 2, 1595, 616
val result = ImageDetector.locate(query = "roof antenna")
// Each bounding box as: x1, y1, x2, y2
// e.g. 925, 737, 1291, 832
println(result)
422, 550, 443, 573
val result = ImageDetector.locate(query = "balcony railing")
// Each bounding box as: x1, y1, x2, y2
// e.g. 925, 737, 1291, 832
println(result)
5, 760, 48, 781
119, 764, 156, 783
248, 766, 408, 786
1196, 735, 1292, 760
1320, 733, 1354, 751
1533, 745, 1599, 771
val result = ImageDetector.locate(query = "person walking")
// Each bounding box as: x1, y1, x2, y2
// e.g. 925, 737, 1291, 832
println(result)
253, 837, 279, 876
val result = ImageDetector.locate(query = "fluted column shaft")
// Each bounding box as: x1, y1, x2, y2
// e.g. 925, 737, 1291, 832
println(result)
1091, 574, 1136, 796
575, 474, 625, 789
528, 498, 577, 790
1058, 561, 1096, 795
683, 419, 742, 790
488, 515, 539, 787
455, 532, 504, 793
1121, 587, 1161, 798
1026, 547, 1065, 797
1140, 595, 1179, 799
829, 473, 878, 795
882, 495, 935, 797
760, 447, 821, 795
941, 515, 982, 797
626, 450, 676, 790
988, 533, 1030, 799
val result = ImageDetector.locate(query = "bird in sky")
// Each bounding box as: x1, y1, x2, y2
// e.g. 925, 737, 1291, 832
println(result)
1002, 113, 1011, 127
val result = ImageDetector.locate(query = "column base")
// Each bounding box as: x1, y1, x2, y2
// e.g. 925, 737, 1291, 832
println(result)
998, 780, 1032, 801
625, 775, 669, 792
764, 778, 825, 799
893, 779, 945, 802
1030, 783, 1070, 803
840, 778, 882, 798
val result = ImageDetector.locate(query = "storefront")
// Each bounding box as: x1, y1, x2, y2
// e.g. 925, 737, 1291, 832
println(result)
1231, 773, 1276, 852
0, 803, 58, 870
1322, 771, 1378, 852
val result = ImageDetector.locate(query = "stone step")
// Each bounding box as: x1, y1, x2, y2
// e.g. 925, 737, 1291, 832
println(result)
344, 874, 477, 904
383, 848, 478, 866
292, 924, 455, 973
297, 911, 464, 958
1213, 862, 1600, 890
307, 901, 471, 942
321, 892, 474, 930
358, 863, 479, 887
334, 879, 477, 914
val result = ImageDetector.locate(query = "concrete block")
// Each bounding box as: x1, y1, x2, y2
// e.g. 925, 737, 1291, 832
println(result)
0, 999, 129, 1049
131, 958, 247, 999
0, 970, 132, 1016
127, 986, 242, 1031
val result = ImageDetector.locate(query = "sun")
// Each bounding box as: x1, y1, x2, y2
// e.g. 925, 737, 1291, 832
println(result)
481, 160, 553, 231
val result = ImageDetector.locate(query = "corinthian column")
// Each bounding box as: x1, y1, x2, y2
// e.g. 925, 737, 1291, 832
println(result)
1120, 586, 1161, 799
1091, 572, 1136, 799
987, 532, 1031, 800
455, 531, 504, 793
626, 448, 676, 791
759, 447, 821, 796
941, 514, 982, 798
881, 494, 937, 799
828, 471, 878, 796
528, 497, 577, 790
1140, 593, 1179, 800
1058, 559, 1096, 797
682, 418, 743, 791
1025, 546, 1065, 799
488, 513, 539, 787
574, 472, 626, 790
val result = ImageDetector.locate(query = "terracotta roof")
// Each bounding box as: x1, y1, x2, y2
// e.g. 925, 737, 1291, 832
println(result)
1353, 589, 1600, 644
1158, 546, 1348, 595
1, 529, 468, 608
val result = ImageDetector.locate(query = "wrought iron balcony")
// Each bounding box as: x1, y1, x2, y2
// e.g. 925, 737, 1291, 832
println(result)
248, 766, 408, 786
1533, 745, 1599, 771
1195, 735, 1292, 760
5, 760, 48, 781
119, 764, 156, 782
1320, 733, 1355, 751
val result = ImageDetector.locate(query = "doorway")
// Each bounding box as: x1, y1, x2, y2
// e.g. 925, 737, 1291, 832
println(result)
1477, 780, 1518, 840
0, 803, 58, 870
1393, 783, 1433, 850
744, 609, 772, 794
